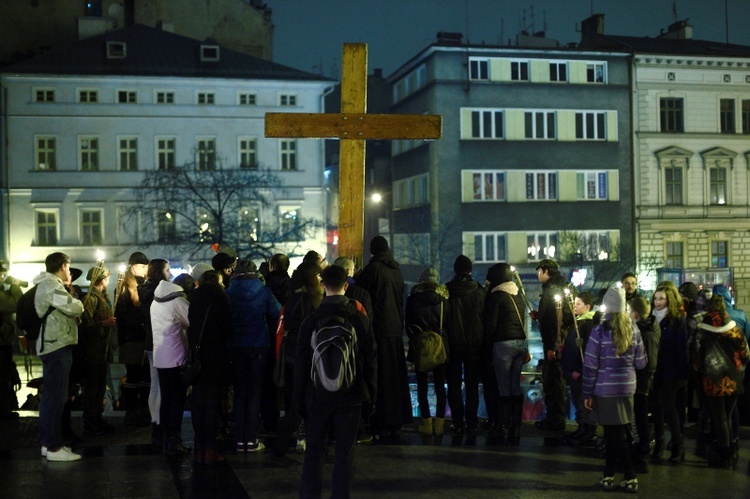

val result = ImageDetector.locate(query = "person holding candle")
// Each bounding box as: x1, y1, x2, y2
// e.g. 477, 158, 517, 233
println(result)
532, 259, 573, 432
80, 263, 116, 435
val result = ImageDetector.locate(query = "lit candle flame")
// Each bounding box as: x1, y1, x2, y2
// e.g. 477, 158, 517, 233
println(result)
95, 249, 105, 261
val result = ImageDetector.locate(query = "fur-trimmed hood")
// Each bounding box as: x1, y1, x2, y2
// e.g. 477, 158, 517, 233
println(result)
490, 281, 518, 296
698, 319, 737, 334
410, 281, 449, 300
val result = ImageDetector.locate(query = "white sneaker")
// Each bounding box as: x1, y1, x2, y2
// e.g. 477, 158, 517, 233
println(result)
46, 447, 82, 462
41, 446, 72, 457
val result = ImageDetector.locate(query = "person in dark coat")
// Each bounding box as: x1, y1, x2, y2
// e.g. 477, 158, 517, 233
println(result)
226, 259, 280, 453
294, 265, 377, 499
115, 252, 151, 428
188, 271, 232, 463
445, 255, 485, 436
532, 258, 572, 432
333, 256, 373, 317
484, 263, 528, 445
405, 267, 449, 436
354, 236, 412, 440
266, 253, 292, 306
271, 260, 322, 456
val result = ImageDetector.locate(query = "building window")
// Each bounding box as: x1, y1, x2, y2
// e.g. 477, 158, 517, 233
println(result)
81, 210, 103, 246
156, 91, 175, 104
35, 211, 58, 246
79, 137, 99, 171
742, 100, 750, 134
472, 171, 505, 201
526, 172, 557, 200
524, 111, 556, 139
511, 61, 529, 81
78, 90, 98, 103
279, 208, 300, 238
575, 111, 606, 140
197, 138, 216, 170
239, 207, 260, 242
473, 233, 507, 263
34, 89, 55, 102
280, 140, 297, 170
393, 174, 429, 209
709, 167, 727, 205
527, 232, 557, 261
664, 166, 683, 205
239, 138, 257, 169
157, 211, 175, 243
35, 136, 56, 170
197, 211, 216, 242
118, 137, 138, 171
106, 41, 126, 59
157, 138, 176, 170
469, 58, 489, 80
200, 45, 220, 62
660, 98, 684, 132
586, 63, 606, 83
471, 110, 504, 138
197, 92, 215, 105
575, 231, 612, 261
720, 99, 735, 133
117, 90, 137, 104
238, 93, 257, 106
549, 62, 567, 82
577, 171, 608, 200
665, 241, 683, 268
280, 94, 297, 106
711, 240, 728, 267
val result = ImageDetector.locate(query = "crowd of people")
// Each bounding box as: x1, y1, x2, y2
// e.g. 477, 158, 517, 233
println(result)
2, 238, 749, 497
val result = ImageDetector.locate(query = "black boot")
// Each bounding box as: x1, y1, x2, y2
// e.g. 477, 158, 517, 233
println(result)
151, 423, 163, 448
497, 396, 512, 444
508, 396, 523, 446
669, 440, 685, 464
122, 386, 139, 427
572, 424, 598, 446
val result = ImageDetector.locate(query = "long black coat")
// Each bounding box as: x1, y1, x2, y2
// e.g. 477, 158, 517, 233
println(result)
405, 282, 449, 362
354, 251, 404, 339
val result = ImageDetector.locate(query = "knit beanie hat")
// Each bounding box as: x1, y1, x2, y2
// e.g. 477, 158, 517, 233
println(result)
128, 251, 149, 266
190, 262, 213, 281
418, 267, 439, 284
212, 252, 236, 271
454, 255, 472, 274
369, 235, 389, 255
486, 263, 513, 288
601, 285, 626, 313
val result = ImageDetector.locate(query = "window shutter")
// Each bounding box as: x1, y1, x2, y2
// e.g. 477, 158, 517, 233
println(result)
606, 111, 618, 142
507, 232, 528, 263
558, 171, 577, 201
607, 170, 619, 201
504, 110, 525, 140
557, 110, 577, 141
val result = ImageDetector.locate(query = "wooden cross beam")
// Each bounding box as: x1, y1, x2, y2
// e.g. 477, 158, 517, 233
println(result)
265, 43, 442, 264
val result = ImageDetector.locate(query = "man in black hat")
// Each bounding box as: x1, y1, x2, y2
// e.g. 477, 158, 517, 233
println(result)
445, 255, 486, 435
354, 236, 411, 440
533, 258, 571, 432
212, 252, 237, 286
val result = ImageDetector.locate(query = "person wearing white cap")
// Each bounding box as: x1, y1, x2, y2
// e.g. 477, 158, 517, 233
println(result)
583, 285, 646, 493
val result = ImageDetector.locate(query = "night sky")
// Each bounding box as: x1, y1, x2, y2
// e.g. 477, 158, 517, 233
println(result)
268, 0, 750, 77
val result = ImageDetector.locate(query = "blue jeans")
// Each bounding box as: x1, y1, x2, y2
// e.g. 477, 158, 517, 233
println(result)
39, 346, 73, 449
231, 347, 267, 444
492, 340, 528, 397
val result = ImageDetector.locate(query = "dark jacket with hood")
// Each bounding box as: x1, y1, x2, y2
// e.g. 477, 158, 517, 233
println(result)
188, 282, 232, 384
354, 251, 404, 339
226, 272, 281, 349
635, 315, 660, 394
697, 312, 750, 396
345, 278, 373, 318
293, 295, 378, 414
445, 274, 486, 353
538, 271, 573, 354
266, 269, 291, 306
484, 281, 526, 347
405, 281, 449, 361
137, 279, 161, 352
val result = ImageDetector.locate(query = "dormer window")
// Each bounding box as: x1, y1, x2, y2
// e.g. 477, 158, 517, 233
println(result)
200, 45, 220, 62
107, 41, 127, 59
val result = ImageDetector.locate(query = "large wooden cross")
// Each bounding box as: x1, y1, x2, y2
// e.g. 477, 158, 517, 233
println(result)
265, 43, 442, 264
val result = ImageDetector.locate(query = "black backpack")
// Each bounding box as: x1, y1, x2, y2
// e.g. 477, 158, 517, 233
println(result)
15, 285, 54, 353
310, 314, 358, 393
